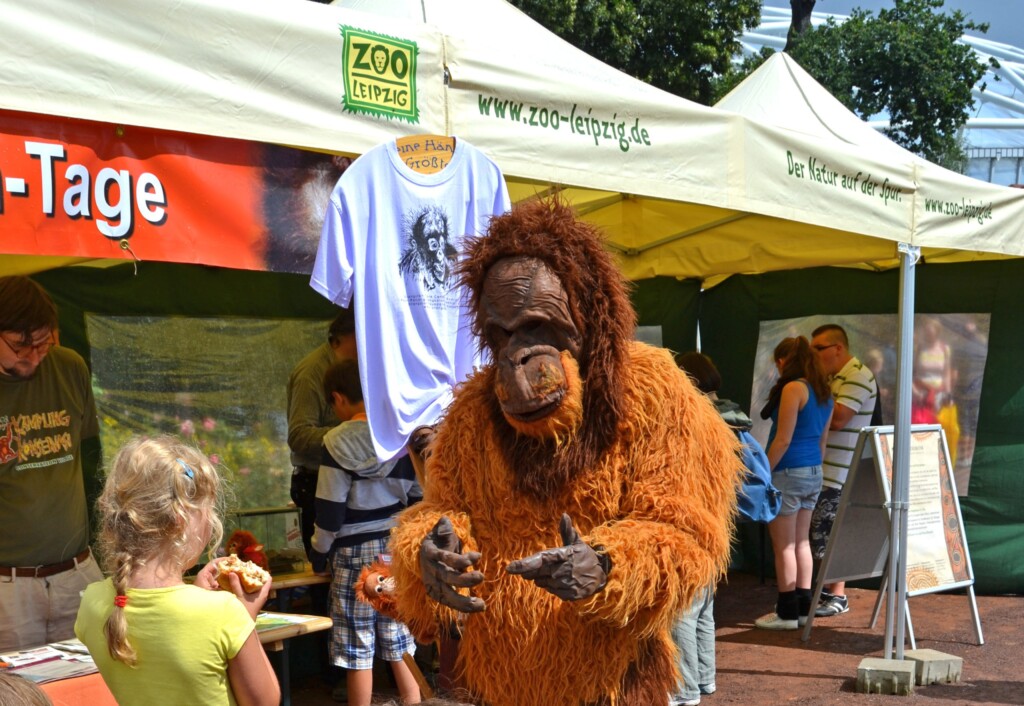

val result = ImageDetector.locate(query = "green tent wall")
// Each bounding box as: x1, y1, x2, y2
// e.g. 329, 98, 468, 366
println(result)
701, 261, 1024, 594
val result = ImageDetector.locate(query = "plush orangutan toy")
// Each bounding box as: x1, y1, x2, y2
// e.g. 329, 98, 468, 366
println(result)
224, 529, 270, 571
388, 199, 745, 706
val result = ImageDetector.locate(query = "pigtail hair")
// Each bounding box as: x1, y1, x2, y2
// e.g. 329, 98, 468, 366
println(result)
103, 551, 138, 666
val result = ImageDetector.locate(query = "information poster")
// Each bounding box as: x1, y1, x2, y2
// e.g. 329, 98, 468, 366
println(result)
807, 426, 982, 645
875, 428, 971, 593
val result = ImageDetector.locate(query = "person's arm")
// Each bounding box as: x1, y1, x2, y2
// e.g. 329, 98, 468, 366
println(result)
820, 404, 834, 461
227, 631, 281, 706
766, 381, 804, 470
223, 574, 280, 706
310, 448, 353, 573
829, 403, 856, 430
287, 372, 333, 460
831, 370, 875, 430
77, 355, 103, 537
942, 343, 954, 395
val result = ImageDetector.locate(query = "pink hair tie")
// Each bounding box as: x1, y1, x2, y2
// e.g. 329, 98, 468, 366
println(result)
114, 595, 128, 608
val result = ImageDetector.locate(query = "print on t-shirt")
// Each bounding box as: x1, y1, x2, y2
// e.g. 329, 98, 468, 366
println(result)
0, 409, 74, 469
398, 205, 457, 292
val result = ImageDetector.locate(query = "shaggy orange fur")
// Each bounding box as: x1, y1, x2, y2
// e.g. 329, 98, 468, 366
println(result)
389, 343, 744, 706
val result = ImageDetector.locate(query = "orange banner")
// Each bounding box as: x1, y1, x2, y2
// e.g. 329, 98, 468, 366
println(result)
0, 110, 349, 273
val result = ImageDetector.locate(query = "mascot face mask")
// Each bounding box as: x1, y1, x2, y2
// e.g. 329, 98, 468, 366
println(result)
481, 256, 583, 439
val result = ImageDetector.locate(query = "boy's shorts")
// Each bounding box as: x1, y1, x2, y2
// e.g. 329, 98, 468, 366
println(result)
328, 536, 415, 670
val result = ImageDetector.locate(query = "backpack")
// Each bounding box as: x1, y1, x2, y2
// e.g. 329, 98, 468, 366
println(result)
735, 429, 781, 523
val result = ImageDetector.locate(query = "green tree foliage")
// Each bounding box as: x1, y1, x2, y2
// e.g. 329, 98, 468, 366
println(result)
718, 0, 996, 168
509, 0, 762, 104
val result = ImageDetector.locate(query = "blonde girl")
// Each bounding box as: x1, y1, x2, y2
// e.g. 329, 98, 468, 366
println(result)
74, 435, 279, 706
755, 337, 833, 631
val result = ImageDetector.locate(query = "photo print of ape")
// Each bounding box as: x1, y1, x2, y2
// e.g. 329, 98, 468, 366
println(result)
398, 205, 458, 291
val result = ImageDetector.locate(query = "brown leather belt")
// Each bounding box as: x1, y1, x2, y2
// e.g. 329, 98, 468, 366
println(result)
0, 548, 91, 579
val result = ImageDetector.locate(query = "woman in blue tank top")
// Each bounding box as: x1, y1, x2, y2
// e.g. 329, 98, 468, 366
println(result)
755, 336, 833, 631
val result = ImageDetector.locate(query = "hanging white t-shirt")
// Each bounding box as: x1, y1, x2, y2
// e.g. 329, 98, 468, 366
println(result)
311, 138, 510, 462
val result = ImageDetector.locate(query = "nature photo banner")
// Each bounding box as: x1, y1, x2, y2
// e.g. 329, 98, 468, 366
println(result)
750, 313, 991, 495
0, 110, 350, 274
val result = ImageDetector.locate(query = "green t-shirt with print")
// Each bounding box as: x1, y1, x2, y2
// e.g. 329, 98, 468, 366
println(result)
0, 346, 99, 566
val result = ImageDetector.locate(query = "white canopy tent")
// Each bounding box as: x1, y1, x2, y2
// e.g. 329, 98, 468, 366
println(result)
2, 0, 1024, 283
743, 3, 1024, 183
716, 52, 1010, 656
1, 0, 1021, 656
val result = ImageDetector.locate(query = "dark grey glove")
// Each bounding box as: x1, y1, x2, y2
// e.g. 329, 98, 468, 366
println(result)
506, 514, 611, 601
418, 516, 485, 613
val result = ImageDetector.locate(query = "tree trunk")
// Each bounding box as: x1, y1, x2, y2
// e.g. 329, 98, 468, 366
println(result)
785, 0, 817, 51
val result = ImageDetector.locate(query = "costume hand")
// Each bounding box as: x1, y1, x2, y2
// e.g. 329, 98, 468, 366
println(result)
506, 514, 611, 601
194, 559, 221, 590
419, 516, 485, 613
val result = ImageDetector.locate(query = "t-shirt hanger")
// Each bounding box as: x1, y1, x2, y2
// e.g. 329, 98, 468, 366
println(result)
394, 134, 457, 175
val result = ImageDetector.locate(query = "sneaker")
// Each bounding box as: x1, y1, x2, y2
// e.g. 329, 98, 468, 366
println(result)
815, 594, 849, 617
798, 615, 809, 627
669, 697, 701, 706
699, 682, 716, 695
754, 612, 798, 630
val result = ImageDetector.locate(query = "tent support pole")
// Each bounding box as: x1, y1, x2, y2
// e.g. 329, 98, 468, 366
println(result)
885, 242, 919, 659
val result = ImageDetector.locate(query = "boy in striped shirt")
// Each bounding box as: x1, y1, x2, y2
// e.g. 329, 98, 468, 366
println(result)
311, 358, 423, 706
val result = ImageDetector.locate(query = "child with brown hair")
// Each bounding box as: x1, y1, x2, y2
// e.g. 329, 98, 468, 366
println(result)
74, 435, 279, 706
755, 337, 834, 630
312, 358, 423, 706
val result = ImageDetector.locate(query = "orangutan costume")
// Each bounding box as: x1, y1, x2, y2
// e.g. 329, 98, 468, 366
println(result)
388, 199, 744, 706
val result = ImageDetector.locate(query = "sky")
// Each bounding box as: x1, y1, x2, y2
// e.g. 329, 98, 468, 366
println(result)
764, 0, 1023, 49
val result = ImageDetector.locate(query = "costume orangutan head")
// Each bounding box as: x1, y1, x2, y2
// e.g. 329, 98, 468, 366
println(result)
459, 198, 636, 497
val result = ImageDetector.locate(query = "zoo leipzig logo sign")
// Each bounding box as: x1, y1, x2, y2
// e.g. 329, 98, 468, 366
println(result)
340, 26, 419, 123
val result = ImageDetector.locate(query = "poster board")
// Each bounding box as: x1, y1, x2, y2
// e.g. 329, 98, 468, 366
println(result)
803, 425, 982, 642
872, 426, 974, 594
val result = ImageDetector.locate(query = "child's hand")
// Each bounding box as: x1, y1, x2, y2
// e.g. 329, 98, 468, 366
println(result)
220, 570, 273, 621
310, 549, 330, 575
194, 559, 222, 590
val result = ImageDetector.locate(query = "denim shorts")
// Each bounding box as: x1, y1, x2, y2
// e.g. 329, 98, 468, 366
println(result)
772, 465, 823, 516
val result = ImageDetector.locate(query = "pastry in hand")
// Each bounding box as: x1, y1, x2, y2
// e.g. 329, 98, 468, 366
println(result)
215, 553, 271, 593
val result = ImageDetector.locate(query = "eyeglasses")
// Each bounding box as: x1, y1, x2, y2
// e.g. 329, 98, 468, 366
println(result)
0, 332, 56, 358
812, 343, 839, 353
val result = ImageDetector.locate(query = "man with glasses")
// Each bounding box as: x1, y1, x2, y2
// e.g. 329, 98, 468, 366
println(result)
809, 323, 878, 619
0, 276, 103, 651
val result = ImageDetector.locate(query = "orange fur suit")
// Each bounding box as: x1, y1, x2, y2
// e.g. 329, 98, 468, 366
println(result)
389, 199, 744, 706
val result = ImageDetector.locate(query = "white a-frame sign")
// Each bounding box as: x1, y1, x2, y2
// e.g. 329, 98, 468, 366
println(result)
802, 425, 983, 646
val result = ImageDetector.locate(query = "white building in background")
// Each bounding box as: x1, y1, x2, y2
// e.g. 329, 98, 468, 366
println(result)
742, 5, 1024, 185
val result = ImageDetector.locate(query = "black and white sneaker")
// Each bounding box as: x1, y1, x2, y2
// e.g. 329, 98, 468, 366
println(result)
815, 594, 849, 617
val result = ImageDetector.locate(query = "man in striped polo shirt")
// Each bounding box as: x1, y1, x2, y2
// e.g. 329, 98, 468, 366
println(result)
809, 323, 878, 617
